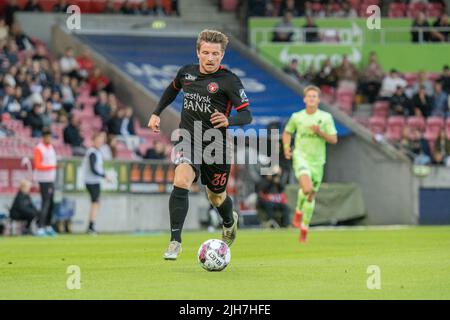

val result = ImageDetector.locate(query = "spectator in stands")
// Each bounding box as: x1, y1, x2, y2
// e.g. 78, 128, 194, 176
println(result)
104, 0, 120, 14
5, 39, 19, 65
272, 11, 295, 42
52, 0, 69, 12
60, 75, 75, 113
153, 0, 168, 16
283, 58, 302, 83
412, 85, 433, 117
402, 127, 432, 165
335, 54, 359, 89
60, 47, 80, 79
11, 23, 34, 52
412, 71, 434, 96
32, 44, 49, 62
279, 0, 299, 16
390, 85, 411, 116
107, 108, 125, 135
438, 65, 450, 94
64, 115, 85, 156
120, 106, 136, 136
9, 179, 39, 235
171, 0, 180, 16
360, 52, 384, 103
24, 0, 42, 12
256, 165, 290, 228
100, 133, 117, 160
33, 127, 58, 236
2, 84, 21, 118
88, 67, 112, 96
430, 13, 449, 42
379, 69, 407, 98
138, 1, 152, 15
302, 63, 316, 87
411, 12, 430, 43
41, 101, 53, 129
76, 48, 94, 79
339, 1, 358, 18
26, 103, 44, 137
303, 16, 319, 42
94, 90, 111, 127
431, 81, 449, 117
248, 0, 268, 16
120, 1, 138, 15
432, 128, 450, 166
50, 90, 63, 113
0, 19, 9, 42
142, 140, 167, 160
4, 0, 20, 26
315, 58, 338, 88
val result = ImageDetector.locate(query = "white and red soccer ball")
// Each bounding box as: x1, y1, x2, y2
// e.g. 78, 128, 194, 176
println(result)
197, 239, 231, 271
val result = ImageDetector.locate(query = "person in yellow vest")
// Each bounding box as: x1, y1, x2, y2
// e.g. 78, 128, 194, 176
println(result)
33, 127, 58, 237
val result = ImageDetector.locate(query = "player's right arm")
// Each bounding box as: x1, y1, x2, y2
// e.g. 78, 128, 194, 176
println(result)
147, 67, 183, 133
282, 114, 297, 160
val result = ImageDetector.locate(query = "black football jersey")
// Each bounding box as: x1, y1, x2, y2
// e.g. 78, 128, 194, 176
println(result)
171, 64, 250, 137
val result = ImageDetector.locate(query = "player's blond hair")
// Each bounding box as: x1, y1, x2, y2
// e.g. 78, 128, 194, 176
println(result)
196, 29, 229, 52
303, 85, 321, 96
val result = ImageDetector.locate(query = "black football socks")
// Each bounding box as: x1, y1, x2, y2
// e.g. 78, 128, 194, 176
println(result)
169, 186, 189, 242
216, 196, 234, 228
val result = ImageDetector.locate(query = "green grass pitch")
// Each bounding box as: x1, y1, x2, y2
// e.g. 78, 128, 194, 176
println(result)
1, 226, 449, 299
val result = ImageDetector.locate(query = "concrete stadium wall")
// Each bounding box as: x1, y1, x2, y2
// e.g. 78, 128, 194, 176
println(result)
0, 193, 208, 233
326, 135, 416, 225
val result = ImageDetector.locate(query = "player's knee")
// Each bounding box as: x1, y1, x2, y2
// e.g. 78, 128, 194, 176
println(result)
208, 193, 226, 207
302, 186, 313, 197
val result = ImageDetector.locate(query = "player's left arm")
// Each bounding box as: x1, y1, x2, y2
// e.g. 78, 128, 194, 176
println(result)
211, 75, 252, 129
311, 114, 338, 144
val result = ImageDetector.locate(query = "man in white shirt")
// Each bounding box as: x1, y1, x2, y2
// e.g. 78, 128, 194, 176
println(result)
380, 69, 407, 98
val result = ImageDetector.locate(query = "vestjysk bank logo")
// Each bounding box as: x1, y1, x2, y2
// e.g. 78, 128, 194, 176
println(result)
207, 82, 219, 94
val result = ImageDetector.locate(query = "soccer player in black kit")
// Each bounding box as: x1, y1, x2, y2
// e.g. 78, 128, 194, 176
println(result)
148, 30, 253, 260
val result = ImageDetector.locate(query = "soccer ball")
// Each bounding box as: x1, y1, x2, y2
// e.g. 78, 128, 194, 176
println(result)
197, 239, 231, 272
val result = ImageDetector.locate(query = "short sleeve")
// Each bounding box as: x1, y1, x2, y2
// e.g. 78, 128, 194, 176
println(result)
226, 75, 249, 111
284, 114, 297, 134
324, 114, 337, 136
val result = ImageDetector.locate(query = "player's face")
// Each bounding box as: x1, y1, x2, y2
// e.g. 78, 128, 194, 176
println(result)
197, 42, 224, 74
303, 90, 320, 108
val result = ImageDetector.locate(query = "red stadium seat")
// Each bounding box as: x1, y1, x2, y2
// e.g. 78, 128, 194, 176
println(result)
369, 116, 386, 134
372, 101, 390, 118
388, 3, 406, 18
39, 0, 58, 11
385, 116, 406, 141
424, 116, 445, 140
426, 3, 444, 18
407, 116, 426, 139
407, 2, 426, 18
221, 0, 238, 12
446, 118, 450, 140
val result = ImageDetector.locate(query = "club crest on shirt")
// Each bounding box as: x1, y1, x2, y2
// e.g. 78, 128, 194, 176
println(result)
207, 82, 219, 94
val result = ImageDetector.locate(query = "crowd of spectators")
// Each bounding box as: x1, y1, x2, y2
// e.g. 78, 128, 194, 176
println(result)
0, 19, 170, 161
